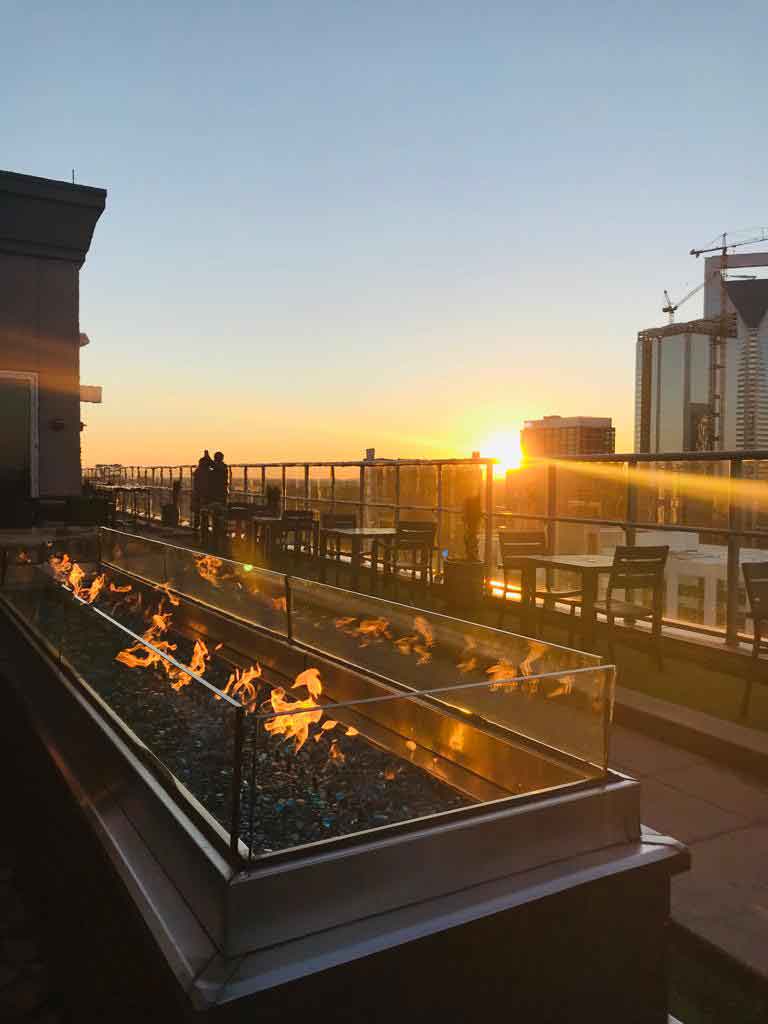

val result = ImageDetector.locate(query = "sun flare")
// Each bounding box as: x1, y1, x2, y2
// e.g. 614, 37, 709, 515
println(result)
477, 430, 523, 477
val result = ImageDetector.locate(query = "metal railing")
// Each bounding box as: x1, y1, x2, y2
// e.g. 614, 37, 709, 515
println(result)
84, 450, 768, 650
84, 458, 497, 577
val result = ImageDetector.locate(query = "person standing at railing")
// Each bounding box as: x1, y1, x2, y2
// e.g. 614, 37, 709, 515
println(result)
191, 450, 213, 529
209, 451, 229, 505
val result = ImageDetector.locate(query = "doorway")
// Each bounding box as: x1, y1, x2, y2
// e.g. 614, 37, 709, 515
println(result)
0, 371, 38, 500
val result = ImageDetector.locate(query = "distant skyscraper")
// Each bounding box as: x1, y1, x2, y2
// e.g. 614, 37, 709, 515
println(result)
521, 416, 615, 457
635, 252, 768, 453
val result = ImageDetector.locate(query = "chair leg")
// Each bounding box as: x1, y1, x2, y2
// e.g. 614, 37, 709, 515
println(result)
653, 615, 664, 672
567, 605, 576, 648
742, 622, 762, 718
605, 617, 614, 664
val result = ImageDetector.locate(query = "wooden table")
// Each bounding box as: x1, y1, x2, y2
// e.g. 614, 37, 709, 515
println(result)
518, 554, 614, 647
319, 527, 397, 590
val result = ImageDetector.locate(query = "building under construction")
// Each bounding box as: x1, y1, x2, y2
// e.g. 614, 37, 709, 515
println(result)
635, 243, 768, 453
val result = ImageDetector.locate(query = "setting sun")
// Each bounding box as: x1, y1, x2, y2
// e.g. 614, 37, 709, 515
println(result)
477, 430, 523, 477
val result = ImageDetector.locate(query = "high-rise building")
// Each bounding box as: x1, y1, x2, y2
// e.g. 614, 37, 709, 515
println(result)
635, 251, 768, 453
521, 416, 615, 457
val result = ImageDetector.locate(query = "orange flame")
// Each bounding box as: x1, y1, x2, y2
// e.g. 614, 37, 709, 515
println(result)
328, 739, 345, 765
263, 668, 325, 752
272, 596, 288, 612
109, 582, 132, 593
486, 659, 519, 691
221, 663, 263, 708
16, 550, 31, 565
394, 615, 434, 665
155, 581, 180, 606
457, 635, 478, 674
195, 554, 223, 587
48, 553, 105, 604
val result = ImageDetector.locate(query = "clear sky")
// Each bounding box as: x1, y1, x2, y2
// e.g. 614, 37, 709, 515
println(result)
4, 1, 767, 466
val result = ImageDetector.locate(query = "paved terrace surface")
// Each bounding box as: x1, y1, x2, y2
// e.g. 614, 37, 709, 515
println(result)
611, 724, 768, 982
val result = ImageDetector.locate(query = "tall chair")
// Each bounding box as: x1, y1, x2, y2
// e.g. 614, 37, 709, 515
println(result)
383, 520, 436, 589
741, 562, 768, 717
279, 509, 318, 558
320, 512, 357, 583
591, 546, 669, 668
497, 530, 582, 632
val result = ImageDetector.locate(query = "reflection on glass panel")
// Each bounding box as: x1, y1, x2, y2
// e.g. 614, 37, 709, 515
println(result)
99, 528, 290, 636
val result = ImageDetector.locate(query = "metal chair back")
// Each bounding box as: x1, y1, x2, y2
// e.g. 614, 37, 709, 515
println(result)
321, 513, 357, 530
498, 530, 547, 565
743, 562, 768, 622
607, 546, 668, 603
396, 520, 436, 544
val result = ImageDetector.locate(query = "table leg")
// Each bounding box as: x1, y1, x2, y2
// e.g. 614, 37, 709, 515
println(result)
521, 564, 536, 635
319, 531, 328, 583
351, 536, 362, 591
581, 570, 598, 649
371, 539, 380, 593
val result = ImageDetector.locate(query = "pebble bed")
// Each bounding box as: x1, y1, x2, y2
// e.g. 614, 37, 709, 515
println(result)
7, 581, 474, 857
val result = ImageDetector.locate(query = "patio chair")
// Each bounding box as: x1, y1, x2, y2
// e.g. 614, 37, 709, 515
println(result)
741, 562, 768, 717
497, 530, 582, 633
320, 513, 357, 570
278, 509, 318, 558
587, 545, 669, 669
382, 520, 436, 589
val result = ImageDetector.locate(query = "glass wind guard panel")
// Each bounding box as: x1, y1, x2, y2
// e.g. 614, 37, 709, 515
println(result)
99, 528, 290, 637
288, 578, 608, 767
2, 568, 242, 839
239, 666, 614, 859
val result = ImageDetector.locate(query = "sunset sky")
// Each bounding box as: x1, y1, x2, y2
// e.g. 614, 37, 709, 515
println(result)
4, 2, 768, 467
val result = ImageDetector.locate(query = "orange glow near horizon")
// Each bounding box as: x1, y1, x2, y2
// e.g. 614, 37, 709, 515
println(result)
477, 430, 523, 476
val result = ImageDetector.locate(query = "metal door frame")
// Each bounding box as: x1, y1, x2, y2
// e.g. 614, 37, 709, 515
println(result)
0, 370, 39, 497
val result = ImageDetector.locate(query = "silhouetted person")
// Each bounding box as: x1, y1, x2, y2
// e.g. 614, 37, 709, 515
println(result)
191, 451, 213, 529
209, 451, 229, 505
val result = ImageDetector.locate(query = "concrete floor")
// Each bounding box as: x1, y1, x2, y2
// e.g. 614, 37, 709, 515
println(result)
611, 724, 768, 981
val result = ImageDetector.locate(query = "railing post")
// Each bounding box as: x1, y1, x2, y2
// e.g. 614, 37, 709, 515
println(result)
546, 463, 557, 554
285, 575, 293, 642
304, 464, 310, 511
484, 460, 494, 577
359, 462, 366, 528
436, 464, 443, 577
261, 465, 266, 499
330, 465, 336, 513
726, 458, 743, 647
281, 465, 287, 510
394, 463, 401, 527
625, 458, 637, 547
229, 706, 245, 860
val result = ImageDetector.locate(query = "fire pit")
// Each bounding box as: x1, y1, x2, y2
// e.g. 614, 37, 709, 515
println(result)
0, 528, 688, 1020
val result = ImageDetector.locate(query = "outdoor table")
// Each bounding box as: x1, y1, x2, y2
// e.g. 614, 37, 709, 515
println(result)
319, 527, 397, 591
517, 553, 614, 648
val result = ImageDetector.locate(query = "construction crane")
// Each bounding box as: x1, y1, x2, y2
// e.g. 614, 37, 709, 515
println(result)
662, 273, 756, 323
690, 228, 768, 259
662, 282, 705, 323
